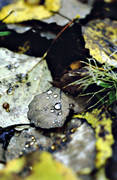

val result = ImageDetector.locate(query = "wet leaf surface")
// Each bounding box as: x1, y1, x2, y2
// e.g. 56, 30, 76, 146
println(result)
28, 87, 83, 128
0, 48, 52, 128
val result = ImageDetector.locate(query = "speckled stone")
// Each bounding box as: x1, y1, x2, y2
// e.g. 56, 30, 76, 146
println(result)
53, 122, 96, 173
5, 118, 96, 175
5, 128, 53, 161
27, 87, 83, 129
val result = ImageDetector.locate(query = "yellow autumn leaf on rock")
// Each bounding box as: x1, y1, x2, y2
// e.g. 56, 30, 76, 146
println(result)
84, 19, 117, 66
0, 0, 61, 23
0, 152, 78, 180
74, 109, 114, 168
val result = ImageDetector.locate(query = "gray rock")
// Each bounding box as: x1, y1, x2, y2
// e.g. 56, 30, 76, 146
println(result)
28, 87, 83, 129
6, 117, 96, 175
53, 122, 96, 173
6, 128, 53, 161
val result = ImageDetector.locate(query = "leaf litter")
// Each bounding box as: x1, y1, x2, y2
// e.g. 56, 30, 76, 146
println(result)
0, 0, 116, 180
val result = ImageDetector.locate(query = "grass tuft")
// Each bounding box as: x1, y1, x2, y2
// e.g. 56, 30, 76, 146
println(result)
67, 59, 117, 107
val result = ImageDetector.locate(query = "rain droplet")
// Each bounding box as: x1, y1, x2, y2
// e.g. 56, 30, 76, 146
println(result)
34, 77, 37, 81
7, 87, 14, 95
69, 103, 74, 108
14, 63, 19, 68
58, 112, 62, 116
47, 90, 52, 95
50, 109, 55, 113
54, 103, 61, 110
54, 94, 58, 98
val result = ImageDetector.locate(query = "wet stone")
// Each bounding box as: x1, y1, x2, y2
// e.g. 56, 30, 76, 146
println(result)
5, 118, 96, 175
53, 122, 96, 173
5, 117, 82, 161
28, 87, 83, 129
5, 128, 53, 161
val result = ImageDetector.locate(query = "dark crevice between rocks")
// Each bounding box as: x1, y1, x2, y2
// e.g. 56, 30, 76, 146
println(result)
0, 127, 15, 150
0, 28, 52, 57
46, 21, 90, 80
0, 20, 63, 57
0, 124, 33, 150
80, 0, 117, 25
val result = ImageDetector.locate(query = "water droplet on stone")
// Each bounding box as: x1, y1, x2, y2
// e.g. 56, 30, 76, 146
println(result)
34, 77, 37, 81
58, 112, 62, 116
69, 103, 74, 108
50, 109, 55, 113
14, 63, 19, 68
7, 87, 14, 95
54, 94, 58, 98
46, 96, 49, 99
54, 103, 61, 110
47, 90, 52, 95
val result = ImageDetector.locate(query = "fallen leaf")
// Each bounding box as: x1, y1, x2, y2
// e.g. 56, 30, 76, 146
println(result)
0, 152, 78, 180
0, 0, 61, 23
0, 48, 52, 128
83, 19, 117, 66
74, 108, 114, 168
46, 21, 90, 79
26, 152, 78, 180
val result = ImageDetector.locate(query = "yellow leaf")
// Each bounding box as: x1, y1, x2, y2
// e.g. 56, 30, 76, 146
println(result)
83, 19, 117, 66
45, 0, 61, 11
0, 0, 61, 23
26, 152, 78, 180
74, 109, 114, 168
3, 157, 25, 173
0, 152, 78, 180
